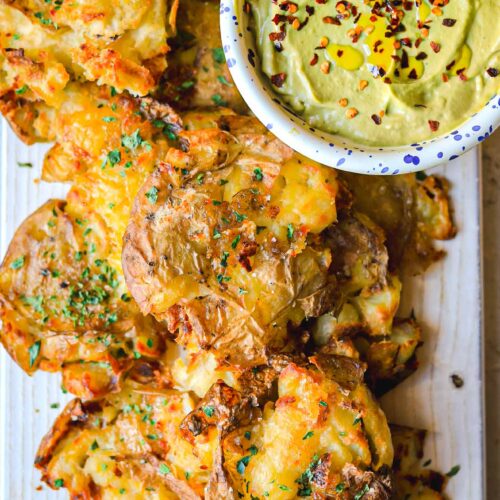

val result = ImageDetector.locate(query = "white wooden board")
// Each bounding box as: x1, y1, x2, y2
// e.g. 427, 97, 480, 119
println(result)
0, 119, 484, 499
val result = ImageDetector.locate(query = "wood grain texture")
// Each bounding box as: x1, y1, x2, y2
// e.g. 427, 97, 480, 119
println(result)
0, 119, 484, 499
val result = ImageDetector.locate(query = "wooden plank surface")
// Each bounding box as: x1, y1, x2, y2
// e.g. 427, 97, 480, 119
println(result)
0, 120, 484, 499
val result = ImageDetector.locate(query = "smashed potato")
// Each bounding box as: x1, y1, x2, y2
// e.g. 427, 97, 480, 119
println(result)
0, 200, 167, 399
123, 114, 340, 366
36, 355, 393, 499
0, 0, 177, 108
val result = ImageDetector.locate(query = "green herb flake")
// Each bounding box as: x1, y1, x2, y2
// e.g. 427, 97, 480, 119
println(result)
15, 85, 28, 95
102, 116, 116, 122
28, 340, 41, 368
196, 172, 205, 185
10, 256, 25, 270
319, 400, 328, 407
231, 234, 241, 249
185, 471, 192, 480
54, 479, 64, 488
90, 440, 99, 451
145, 186, 159, 204
287, 224, 294, 240
244, 431, 251, 440
302, 431, 314, 440
217, 75, 233, 86
353, 415, 363, 426
354, 483, 369, 500
279, 485, 290, 491
13, 33, 21, 40
211, 94, 227, 106
110, 86, 118, 96
203, 405, 215, 417
159, 463, 171, 475
212, 47, 226, 64
220, 251, 230, 268
236, 456, 250, 474
335, 483, 345, 493
146, 338, 154, 348
213, 228, 222, 240
422, 458, 432, 467
234, 211, 247, 223
253, 168, 264, 181
103, 149, 121, 168
238, 288, 248, 295
50, 403, 60, 409
17, 161, 32, 168
119, 489, 126, 494
446, 465, 460, 477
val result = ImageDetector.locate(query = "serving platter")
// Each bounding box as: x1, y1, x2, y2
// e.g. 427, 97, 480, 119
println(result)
0, 120, 484, 499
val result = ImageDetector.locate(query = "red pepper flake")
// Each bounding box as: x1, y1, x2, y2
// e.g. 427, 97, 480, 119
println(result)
408, 68, 418, 79
309, 53, 319, 65
486, 68, 499, 78
323, 16, 340, 25
458, 71, 468, 81
442, 73, 449, 82
400, 37, 412, 47
445, 60, 455, 71
415, 37, 422, 48
430, 41, 441, 53
305, 5, 315, 15
271, 73, 287, 87
315, 0, 326, 3
415, 52, 428, 60
401, 50, 409, 69
272, 13, 286, 24
383, 77, 392, 84
442, 18, 456, 26
244, 1, 251, 14
371, 114, 382, 125
269, 31, 286, 42
428, 120, 440, 132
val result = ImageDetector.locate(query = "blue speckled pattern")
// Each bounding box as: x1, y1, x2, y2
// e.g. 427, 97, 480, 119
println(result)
220, 0, 500, 175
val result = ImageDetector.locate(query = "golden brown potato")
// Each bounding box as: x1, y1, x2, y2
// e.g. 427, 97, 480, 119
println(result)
391, 425, 447, 499
123, 114, 340, 366
0, 0, 177, 113
37, 355, 393, 499
0, 199, 167, 399
161, 0, 247, 112
340, 172, 456, 276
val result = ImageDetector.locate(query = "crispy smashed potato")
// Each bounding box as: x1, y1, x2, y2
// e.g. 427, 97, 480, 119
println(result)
391, 425, 447, 499
0, 199, 167, 399
162, 0, 246, 112
123, 114, 340, 366
37, 355, 393, 499
0, 0, 177, 112
341, 173, 456, 276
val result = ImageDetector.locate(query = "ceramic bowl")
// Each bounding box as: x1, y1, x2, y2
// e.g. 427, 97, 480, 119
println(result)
220, 0, 500, 174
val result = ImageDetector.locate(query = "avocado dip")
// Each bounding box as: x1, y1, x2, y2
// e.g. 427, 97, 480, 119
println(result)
246, 0, 500, 146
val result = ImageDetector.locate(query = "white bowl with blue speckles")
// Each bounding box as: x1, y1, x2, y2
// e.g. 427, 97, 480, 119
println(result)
220, 1, 500, 175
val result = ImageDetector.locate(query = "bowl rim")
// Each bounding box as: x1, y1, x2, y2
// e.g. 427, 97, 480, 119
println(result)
220, 0, 500, 175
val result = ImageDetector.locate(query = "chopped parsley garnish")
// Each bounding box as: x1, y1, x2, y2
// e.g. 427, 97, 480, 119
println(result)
244, 431, 251, 439
335, 483, 345, 493
145, 186, 159, 204
211, 94, 227, 106
203, 405, 215, 417
231, 235, 241, 249
10, 256, 25, 270
103, 149, 121, 168
121, 129, 150, 150
196, 173, 204, 184
239, 288, 248, 295
279, 485, 290, 491
217, 75, 233, 86
28, 340, 41, 368
212, 47, 226, 64
159, 463, 171, 475
219, 179, 229, 185
234, 211, 247, 223
102, 116, 116, 122
220, 251, 230, 267
179, 80, 195, 90
15, 85, 28, 95
212, 200, 222, 206
287, 224, 294, 240
422, 458, 432, 467
146, 338, 154, 348
319, 400, 328, 407
446, 465, 460, 477
90, 440, 99, 451
17, 161, 32, 168
354, 484, 369, 500
13, 33, 21, 40
302, 431, 314, 440
236, 456, 250, 474
54, 479, 64, 488
213, 228, 222, 239
185, 471, 191, 480
50, 403, 60, 409
119, 489, 126, 494
353, 415, 363, 426
110, 87, 118, 96
253, 168, 264, 181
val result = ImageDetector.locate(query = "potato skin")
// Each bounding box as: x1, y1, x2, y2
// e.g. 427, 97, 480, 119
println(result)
123, 114, 340, 366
